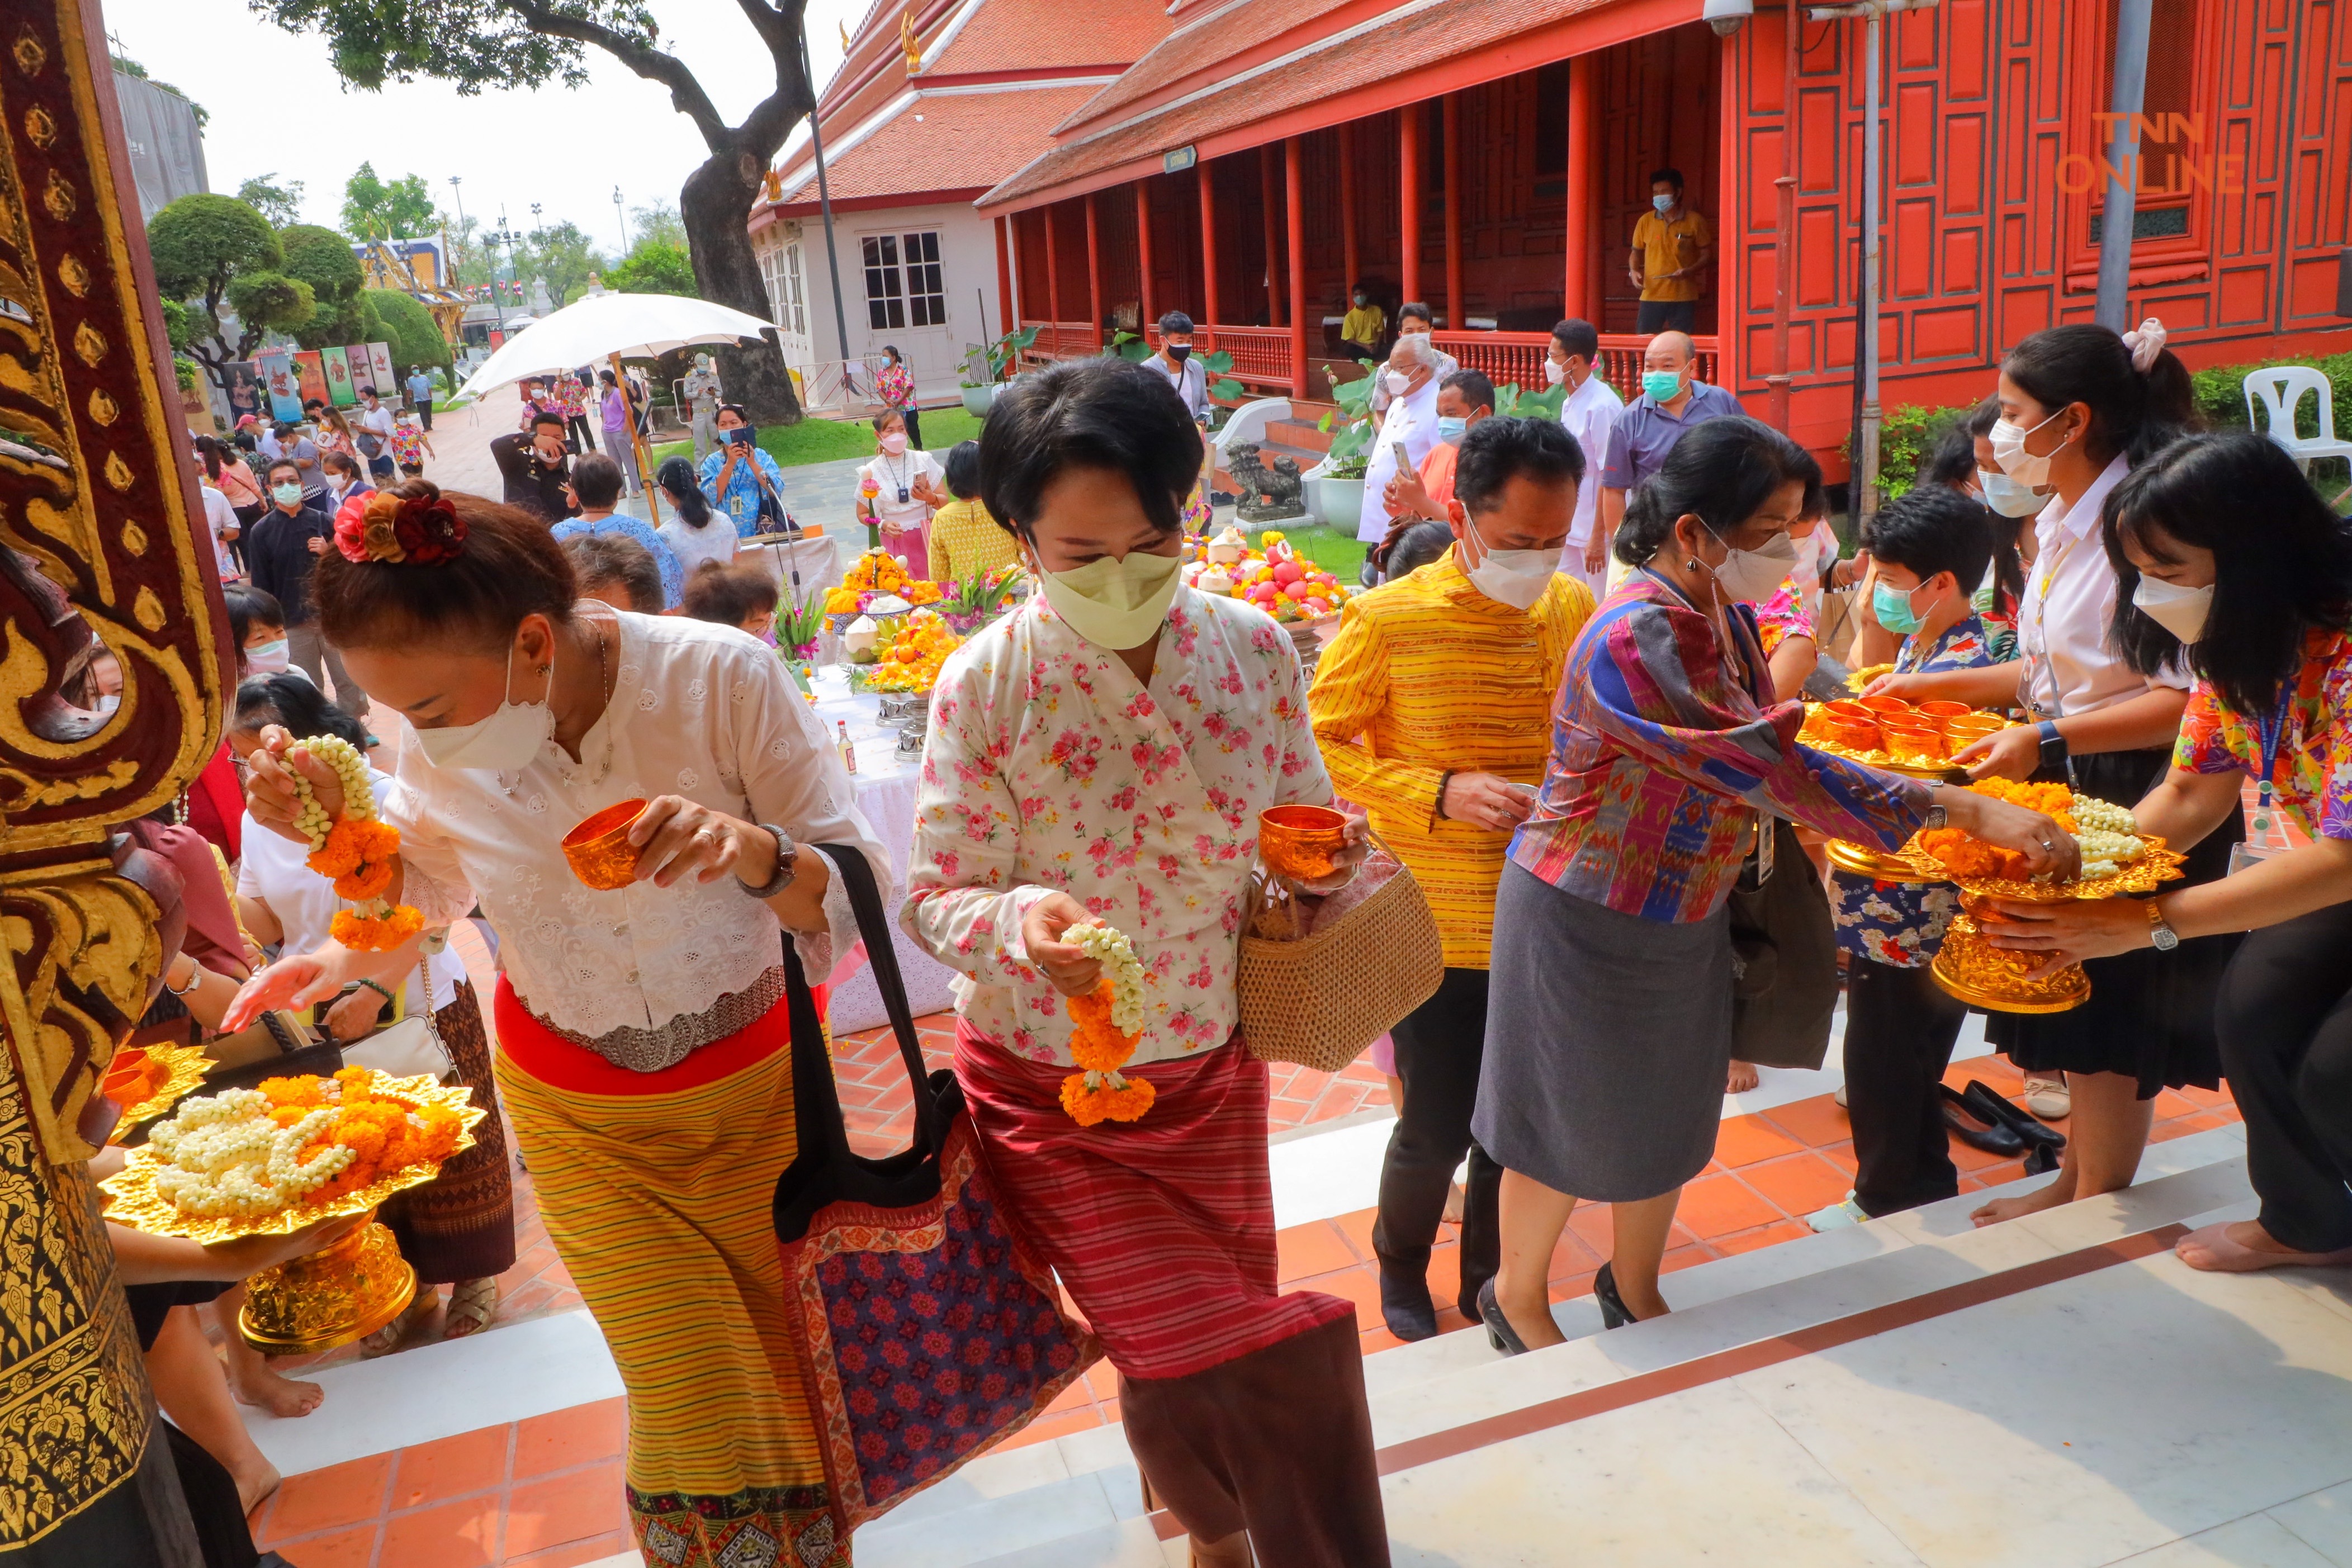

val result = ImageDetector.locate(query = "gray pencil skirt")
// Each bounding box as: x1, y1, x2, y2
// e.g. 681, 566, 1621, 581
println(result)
1470, 861, 1733, 1204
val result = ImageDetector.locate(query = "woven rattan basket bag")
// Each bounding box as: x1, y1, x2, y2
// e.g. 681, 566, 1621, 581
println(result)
1237, 830, 1444, 1073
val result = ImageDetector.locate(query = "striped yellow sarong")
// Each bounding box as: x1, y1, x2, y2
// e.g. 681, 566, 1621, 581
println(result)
493, 977, 846, 1568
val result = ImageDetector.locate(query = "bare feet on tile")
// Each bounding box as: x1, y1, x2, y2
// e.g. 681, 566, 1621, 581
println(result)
1970, 1176, 2071, 1228
2176, 1220, 2352, 1272
1726, 1059, 1761, 1095
226, 1358, 324, 1419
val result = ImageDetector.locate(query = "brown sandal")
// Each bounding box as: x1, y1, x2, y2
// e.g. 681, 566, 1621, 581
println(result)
358, 1284, 439, 1358
443, 1277, 498, 1339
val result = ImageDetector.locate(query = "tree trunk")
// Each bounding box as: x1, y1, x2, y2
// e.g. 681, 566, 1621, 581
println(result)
682, 144, 802, 426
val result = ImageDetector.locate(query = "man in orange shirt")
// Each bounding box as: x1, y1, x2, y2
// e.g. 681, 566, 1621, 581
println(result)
1381, 368, 1494, 528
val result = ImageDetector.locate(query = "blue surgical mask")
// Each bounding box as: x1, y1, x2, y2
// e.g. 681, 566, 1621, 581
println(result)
1873, 578, 1928, 636
1643, 370, 1683, 404
1653, 193, 1676, 215
1436, 416, 1468, 446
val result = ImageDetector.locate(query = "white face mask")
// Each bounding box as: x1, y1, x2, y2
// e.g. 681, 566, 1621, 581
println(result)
1989, 409, 2071, 490
413, 636, 556, 771
1383, 369, 1413, 398
1699, 525, 1799, 605
1977, 468, 2046, 517
1544, 359, 1568, 387
1035, 548, 1182, 651
246, 638, 291, 675
2132, 575, 2214, 643
1459, 515, 1557, 611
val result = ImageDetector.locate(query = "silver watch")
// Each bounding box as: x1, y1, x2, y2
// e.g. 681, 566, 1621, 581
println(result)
1921, 802, 1948, 832
739, 823, 799, 898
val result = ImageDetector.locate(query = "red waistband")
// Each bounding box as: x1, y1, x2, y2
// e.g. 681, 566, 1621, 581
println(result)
494, 974, 819, 1096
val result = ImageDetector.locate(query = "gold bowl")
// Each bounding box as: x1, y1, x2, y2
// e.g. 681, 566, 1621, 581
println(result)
1924, 839, 2189, 1013
562, 798, 649, 890
1259, 804, 1348, 881
1799, 704, 1968, 781
1824, 837, 1952, 883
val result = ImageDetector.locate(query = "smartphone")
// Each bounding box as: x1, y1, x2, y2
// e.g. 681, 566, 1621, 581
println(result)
1391, 440, 1411, 472
728, 426, 754, 446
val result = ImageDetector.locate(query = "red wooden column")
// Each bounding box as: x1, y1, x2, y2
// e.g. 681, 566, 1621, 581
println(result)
1044, 203, 1062, 344
1286, 135, 1307, 395
1442, 93, 1463, 329
1339, 122, 1360, 303
1136, 179, 1156, 329
994, 214, 1014, 340
1400, 102, 1423, 305
1199, 162, 1221, 326
1085, 191, 1103, 344
1261, 144, 1285, 326
1564, 55, 1596, 320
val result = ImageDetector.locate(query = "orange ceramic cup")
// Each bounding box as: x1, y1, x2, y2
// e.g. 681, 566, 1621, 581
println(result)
1259, 804, 1350, 881
1878, 721, 1947, 761
102, 1048, 157, 1105
1858, 695, 1916, 718
1917, 700, 1972, 724
1943, 714, 2012, 751
562, 798, 650, 890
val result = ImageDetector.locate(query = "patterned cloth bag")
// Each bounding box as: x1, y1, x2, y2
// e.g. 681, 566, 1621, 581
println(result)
773, 846, 1099, 1545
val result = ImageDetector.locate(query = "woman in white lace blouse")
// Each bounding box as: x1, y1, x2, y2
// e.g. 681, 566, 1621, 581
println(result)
228, 481, 885, 1568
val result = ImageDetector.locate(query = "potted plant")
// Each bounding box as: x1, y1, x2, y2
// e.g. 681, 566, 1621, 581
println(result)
960, 325, 1039, 416
1308, 362, 1378, 526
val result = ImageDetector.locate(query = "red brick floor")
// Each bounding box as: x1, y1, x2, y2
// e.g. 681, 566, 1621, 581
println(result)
248, 1017, 2242, 1564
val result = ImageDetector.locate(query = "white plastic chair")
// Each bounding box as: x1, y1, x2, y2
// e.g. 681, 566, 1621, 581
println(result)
2242, 367, 2352, 494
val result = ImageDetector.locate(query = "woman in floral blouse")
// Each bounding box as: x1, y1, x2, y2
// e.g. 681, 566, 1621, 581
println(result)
1982, 432, 2352, 1275
874, 343, 921, 449
902, 358, 1388, 1568
1827, 486, 2010, 1220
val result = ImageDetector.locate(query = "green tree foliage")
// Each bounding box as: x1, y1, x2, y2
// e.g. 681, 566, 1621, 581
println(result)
159, 297, 192, 350
251, 0, 810, 423
280, 224, 374, 349
236, 173, 307, 228
148, 193, 313, 394
607, 239, 695, 298
628, 199, 688, 255
365, 288, 452, 381
341, 163, 438, 240
522, 221, 606, 307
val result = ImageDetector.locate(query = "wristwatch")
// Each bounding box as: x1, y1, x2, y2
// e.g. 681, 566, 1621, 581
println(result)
2036, 719, 2069, 773
739, 823, 800, 898
2146, 898, 2180, 953
1921, 798, 1948, 832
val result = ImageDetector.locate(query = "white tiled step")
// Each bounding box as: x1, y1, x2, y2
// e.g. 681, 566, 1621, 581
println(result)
845, 1128, 2258, 1568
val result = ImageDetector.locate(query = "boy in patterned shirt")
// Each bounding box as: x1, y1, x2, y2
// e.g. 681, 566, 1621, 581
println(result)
389, 405, 434, 479
1825, 486, 2009, 1221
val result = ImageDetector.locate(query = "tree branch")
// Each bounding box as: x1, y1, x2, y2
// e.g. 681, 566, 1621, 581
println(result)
730, 0, 796, 58
731, 0, 812, 158
500, 0, 730, 149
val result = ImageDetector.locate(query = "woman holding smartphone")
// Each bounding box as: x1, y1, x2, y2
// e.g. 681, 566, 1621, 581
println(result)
695, 404, 791, 538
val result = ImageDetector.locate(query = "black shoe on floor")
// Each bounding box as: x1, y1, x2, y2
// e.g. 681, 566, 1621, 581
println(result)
1476, 1277, 1530, 1356
1938, 1084, 2028, 1156
1379, 1263, 1440, 1342
2024, 1141, 2062, 1176
1961, 1079, 2067, 1152
1593, 1261, 1638, 1329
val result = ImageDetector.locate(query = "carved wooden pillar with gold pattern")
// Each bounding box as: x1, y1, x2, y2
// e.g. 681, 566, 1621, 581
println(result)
0, 0, 235, 1557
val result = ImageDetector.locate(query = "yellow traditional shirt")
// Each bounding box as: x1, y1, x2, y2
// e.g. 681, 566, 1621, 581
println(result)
1308, 546, 1594, 968
1341, 303, 1385, 347
926, 495, 1020, 586
1633, 207, 1713, 302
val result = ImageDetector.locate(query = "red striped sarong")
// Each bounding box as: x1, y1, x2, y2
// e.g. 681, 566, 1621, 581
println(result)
952, 1026, 1355, 1382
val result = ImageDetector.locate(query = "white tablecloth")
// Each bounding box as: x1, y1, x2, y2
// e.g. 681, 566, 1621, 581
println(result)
806, 666, 961, 1033
741, 532, 844, 607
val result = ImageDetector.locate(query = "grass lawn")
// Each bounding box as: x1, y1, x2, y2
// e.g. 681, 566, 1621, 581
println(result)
1267, 519, 1367, 582
650, 402, 990, 470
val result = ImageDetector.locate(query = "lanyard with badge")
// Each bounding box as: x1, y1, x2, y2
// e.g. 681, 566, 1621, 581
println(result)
2015, 528, 2084, 723
2231, 683, 2298, 875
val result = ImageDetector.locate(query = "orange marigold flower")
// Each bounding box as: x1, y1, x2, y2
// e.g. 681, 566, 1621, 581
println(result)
1059, 1072, 1114, 1126
334, 859, 396, 902
1101, 1078, 1156, 1122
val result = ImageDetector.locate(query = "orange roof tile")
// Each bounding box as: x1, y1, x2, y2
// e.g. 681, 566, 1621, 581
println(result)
1051, 0, 1367, 136
781, 84, 1110, 207
928, 0, 1173, 76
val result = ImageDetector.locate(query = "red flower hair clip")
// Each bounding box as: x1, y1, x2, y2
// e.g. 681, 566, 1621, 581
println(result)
338, 492, 468, 566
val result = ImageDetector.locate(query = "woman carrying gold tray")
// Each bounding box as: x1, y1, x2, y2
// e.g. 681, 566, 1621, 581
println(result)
224, 484, 889, 1568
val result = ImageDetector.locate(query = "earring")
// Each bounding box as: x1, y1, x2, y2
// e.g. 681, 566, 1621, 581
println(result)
536, 664, 552, 675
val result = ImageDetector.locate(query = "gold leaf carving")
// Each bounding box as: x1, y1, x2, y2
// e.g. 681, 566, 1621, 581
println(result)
70, 321, 102, 367
84, 390, 115, 426
119, 522, 146, 555
55, 255, 88, 297
100, 452, 132, 492
22, 106, 55, 148
0, 762, 136, 809
21, 496, 82, 550
11, 31, 45, 77
131, 588, 163, 633
40, 170, 72, 222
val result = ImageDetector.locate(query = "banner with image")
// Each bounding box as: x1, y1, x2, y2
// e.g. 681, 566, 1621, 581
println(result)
292, 350, 329, 413
321, 345, 357, 406
257, 349, 303, 423
367, 343, 397, 397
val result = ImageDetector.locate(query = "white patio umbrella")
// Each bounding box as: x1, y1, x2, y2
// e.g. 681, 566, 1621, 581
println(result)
457, 291, 779, 524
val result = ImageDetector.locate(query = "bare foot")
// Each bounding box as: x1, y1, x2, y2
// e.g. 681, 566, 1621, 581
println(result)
1441, 1181, 1465, 1226
226, 1359, 323, 1419
231, 1456, 282, 1518
1971, 1179, 2069, 1228
2178, 1220, 2352, 1272
1726, 1059, 1761, 1095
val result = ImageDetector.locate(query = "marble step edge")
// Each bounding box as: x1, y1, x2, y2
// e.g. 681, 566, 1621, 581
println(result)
853, 1129, 2251, 1568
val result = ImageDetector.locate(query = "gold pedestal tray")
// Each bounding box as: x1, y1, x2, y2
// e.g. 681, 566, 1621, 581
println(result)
1799, 706, 1968, 783
1931, 913, 2094, 1013
1925, 840, 2188, 1013
240, 1219, 417, 1354
100, 1073, 482, 1354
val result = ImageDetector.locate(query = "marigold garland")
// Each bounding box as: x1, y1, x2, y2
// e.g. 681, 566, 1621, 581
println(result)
1057, 920, 1154, 1125
287, 735, 423, 951
147, 1067, 465, 1218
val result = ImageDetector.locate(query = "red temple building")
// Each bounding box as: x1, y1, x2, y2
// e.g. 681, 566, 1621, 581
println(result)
971, 0, 2352, 471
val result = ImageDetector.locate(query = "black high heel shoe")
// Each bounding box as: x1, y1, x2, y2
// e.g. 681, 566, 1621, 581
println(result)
1476, 1277, 1531, 1357
1961, 1079, 2067, 1154
1593, 1262, 1640, 1329
1937, 1084, 2028, 1156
